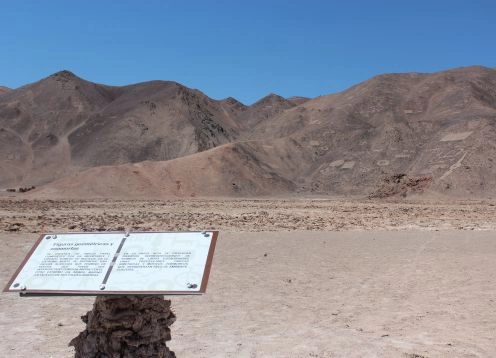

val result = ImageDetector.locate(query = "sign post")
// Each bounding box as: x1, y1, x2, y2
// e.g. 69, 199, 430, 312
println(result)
4, 231, 218, 357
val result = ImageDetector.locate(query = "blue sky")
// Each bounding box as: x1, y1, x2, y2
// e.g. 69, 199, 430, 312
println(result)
0, 1, 495, 104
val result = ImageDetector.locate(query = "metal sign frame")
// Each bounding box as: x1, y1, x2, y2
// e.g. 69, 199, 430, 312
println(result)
4, 231, 218, 296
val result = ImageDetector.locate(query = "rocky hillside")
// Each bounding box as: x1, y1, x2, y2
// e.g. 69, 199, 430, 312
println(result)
0, 71, 240, 187
246, 66, 496, 198
2, 66, 496, 199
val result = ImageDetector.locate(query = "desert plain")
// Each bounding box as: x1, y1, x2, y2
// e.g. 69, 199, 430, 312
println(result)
2, 66, 496, 357
1, 198, 496, 358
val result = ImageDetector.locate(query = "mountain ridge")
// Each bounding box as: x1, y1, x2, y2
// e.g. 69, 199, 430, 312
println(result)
2, 66, 496, 199
0, 86, 10, 95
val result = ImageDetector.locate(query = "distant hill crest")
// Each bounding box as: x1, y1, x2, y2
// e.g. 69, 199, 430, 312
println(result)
1, 66, 496, 199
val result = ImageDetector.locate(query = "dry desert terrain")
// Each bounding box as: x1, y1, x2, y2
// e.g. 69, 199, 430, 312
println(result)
1, 198, 496, 357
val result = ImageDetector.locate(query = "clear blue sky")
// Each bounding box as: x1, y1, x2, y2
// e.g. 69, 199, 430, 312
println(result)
1, 0, 495, 104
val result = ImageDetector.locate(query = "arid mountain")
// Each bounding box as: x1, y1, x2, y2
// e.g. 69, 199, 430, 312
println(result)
0, 71, 241, 187
244, 66, 496, 198
0, 86, 10, 95
2, 66, 496, 199
235, 93, 302, 129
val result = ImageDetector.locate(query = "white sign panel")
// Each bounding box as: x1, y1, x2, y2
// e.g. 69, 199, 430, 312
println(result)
5, 231, 217, 295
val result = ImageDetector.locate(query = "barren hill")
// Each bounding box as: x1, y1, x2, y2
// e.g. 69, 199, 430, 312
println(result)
0, 71, 241, 187
245, 66, 496, 198
235, 93, 302, 129
3, 66, 496, 199
32, 142, 297, 199
0, 86, 9, 95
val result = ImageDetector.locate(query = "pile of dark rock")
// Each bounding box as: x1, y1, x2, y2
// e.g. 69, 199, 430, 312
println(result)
5, 186, 36, 193
368, 174, 433, 199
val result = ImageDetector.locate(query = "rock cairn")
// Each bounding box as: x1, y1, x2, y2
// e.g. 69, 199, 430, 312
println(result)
70, 295, 176, 357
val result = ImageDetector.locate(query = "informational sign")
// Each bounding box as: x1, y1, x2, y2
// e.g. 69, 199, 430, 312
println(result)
4, 231, 217, 295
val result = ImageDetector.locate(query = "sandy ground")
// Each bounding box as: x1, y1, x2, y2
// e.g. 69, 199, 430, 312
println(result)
1, 199, 496, 357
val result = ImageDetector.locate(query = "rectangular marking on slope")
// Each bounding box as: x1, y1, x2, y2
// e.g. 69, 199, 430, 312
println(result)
440, 131, 472, 142
341, 161, 356, 169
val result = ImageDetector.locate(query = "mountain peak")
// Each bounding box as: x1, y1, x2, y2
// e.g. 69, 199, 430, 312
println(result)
222, 96, 242, 104
253, 93, 287, 106
221, 96, 247, 108
264, 93, 285, 100
52, 69, 78, 78
47, 70, 91, 85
